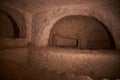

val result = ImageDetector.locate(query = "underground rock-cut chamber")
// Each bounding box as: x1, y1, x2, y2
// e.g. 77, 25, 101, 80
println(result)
49, 15, 116, 50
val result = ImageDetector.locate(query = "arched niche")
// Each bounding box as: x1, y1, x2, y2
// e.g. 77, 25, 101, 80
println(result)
0, 9, 26, 38
49, 15, 116, 50
0, 9, 27, 48
0, 11, 20, 38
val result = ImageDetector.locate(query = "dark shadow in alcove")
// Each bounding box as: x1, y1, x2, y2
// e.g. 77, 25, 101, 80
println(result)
0, 11, 20, 38
6, 13, 20, 38
94, 18, 116, 50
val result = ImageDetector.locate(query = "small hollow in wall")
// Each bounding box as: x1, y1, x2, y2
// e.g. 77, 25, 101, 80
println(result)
53, 36, 78, 48
49, 15, 116, 50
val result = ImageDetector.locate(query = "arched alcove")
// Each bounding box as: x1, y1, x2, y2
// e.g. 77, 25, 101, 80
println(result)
0, 8, 28, 48
0, 11, 25, 38
0, 7, 27, 38
0, 11, 20, 38
49, 15, 116, 50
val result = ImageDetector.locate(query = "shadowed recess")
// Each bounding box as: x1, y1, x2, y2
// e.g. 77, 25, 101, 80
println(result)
0, 11, 20, 38
49, 15, 116, 50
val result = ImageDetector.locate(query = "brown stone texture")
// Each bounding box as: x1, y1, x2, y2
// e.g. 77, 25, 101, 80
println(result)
28, 47, 120, 79
52, 36, 78, 47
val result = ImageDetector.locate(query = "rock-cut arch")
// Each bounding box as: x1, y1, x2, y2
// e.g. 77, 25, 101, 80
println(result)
48, 15, 116, 50
0, 8, 26, 38
0, 11, 20, 38
32, 5, 120, 49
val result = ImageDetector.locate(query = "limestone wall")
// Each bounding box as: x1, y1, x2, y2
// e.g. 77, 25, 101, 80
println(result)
28, 47, 120, 79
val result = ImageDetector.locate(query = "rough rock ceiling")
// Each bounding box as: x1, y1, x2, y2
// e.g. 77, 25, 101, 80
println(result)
0, 0, 120, 13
